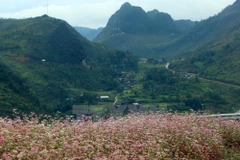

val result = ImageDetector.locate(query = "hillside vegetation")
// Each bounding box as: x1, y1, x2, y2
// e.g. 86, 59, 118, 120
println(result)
0, 62, 42, 117
170, 0, 240, 85
96, 0, 240, 87
1, 1, 240, 117
0, 15, 138, 116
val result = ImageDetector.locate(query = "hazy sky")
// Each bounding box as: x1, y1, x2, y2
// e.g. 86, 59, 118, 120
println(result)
0, 0, 236, 28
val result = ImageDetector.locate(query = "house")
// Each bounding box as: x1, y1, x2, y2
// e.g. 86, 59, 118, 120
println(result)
100, 96, 109, 99
72, 105, 94, 120
109, 104, 143, 115
66, 98, 75, 101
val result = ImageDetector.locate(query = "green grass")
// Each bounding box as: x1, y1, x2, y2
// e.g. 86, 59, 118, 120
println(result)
90, 105, 105, 113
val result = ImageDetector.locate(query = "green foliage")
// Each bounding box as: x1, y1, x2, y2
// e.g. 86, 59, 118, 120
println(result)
0, 62, 42, 116
119, 60, 240, 113
145, 68, 178, 85
46, 22, 86, 64
164, 2, 240, 85
0, 16, 139, 117
1, 0, 240, 117
185, 98, 202, 111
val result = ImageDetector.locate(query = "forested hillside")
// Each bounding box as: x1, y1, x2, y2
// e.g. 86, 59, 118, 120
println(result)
170, 0, 240, 85
0, 15, 138, 116
0, 62, 43, 117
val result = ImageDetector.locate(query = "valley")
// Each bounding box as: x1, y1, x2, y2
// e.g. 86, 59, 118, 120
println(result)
72, 59, 240, 118
0, 1, 240, 119
72, 0, 240, 118
2, 1, 240, 159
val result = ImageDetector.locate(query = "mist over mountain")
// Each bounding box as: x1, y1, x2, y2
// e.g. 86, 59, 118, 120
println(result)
175, 20, 196, 33
74, 26, 103, 41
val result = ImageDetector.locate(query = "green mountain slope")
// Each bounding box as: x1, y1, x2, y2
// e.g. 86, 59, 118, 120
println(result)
169, 0, 240, 85
0, 62, 43, 117
155, 0, 240, 58
0, 15, 138, 116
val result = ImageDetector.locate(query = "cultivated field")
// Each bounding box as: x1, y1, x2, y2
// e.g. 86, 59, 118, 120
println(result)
1, 112, 240, 159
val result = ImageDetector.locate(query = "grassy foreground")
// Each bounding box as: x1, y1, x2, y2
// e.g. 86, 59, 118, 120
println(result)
1, 112, 240, 159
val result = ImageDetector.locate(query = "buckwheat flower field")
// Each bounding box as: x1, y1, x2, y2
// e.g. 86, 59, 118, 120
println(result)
1, 112, 240, 159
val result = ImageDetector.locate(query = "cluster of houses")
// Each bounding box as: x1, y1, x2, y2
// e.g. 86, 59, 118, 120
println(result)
184, 73, 195, 79
112, 102, 142, 112
72, 71, 139, 119
118, 72, 135, 90
72, 102, 144, 120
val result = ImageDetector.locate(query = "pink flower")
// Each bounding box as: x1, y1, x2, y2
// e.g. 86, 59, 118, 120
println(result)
0, 135, 5, 145
17, 152, 25, 159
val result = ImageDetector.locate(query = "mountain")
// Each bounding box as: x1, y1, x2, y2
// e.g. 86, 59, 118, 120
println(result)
0, 15, 138, 116
147, 9, 160, 17
74, 26, 103, 41
96, 2, 150, 41
169, 0, 240, 85
96, 2, 181, 38
175, 20, 196, 33
147, 9, 195, 33
155, 0, 240, 57
95, 0, 240, 86
95, 2, 194, 57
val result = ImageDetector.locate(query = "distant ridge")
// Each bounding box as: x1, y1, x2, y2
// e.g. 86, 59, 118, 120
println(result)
94, 2, 195, 57
74, 27, 103, 41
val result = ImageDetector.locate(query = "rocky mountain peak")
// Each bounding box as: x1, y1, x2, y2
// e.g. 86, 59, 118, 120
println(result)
147, 9, 160, 17
121, 2, 132, 9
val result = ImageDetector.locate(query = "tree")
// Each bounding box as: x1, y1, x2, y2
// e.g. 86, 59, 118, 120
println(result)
143, 80, 155, 95
123, 106, 130, 116
185, 98, 202, 111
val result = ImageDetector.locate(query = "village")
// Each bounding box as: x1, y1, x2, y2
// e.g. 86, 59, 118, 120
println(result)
71, 71, 147, 119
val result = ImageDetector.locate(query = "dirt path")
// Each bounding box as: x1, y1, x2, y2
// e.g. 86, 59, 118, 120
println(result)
113, 95, 118, 106
198, 77, 240, 89
165, 63, 175, 74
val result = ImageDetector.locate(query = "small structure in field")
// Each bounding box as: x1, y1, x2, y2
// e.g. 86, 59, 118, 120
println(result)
100, 96, 109, 99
